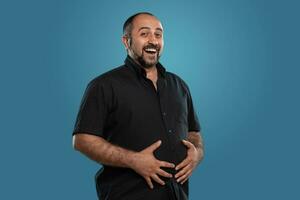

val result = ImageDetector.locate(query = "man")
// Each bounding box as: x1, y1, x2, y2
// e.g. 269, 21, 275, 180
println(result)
72, 12, 204, 200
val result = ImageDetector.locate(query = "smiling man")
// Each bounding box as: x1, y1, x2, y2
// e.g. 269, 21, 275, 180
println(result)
72, 12, 204, 200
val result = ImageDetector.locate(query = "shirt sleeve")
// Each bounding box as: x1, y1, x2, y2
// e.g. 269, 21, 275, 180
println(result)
72, 80, 107, 137
186, 86, 201, 132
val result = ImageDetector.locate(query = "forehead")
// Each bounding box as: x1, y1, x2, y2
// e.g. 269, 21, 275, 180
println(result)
132, 14, 163, 31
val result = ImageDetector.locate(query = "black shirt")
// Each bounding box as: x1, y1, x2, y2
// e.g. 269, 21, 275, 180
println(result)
73, 56, 200, 200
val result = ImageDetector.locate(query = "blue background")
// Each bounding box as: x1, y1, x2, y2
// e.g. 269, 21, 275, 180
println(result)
1, 0, 299, 199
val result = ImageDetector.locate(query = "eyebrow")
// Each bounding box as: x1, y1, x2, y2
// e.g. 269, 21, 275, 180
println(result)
138, 27, 163, 32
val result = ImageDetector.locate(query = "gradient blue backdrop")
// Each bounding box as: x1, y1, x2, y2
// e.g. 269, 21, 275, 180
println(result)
1, 0, 299, 199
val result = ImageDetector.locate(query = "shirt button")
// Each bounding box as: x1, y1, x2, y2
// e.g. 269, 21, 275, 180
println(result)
168, 129, 172, 133
162, 112, 167, 116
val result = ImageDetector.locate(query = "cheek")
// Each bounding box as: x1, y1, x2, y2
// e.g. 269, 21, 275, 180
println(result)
159, 39, 164, 48
159, 43, 164, 54
132, 40, 145, 51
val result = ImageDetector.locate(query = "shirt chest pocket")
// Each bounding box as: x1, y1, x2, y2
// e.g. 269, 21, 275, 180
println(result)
170, 92, 188, 126
166, 92, 189, 140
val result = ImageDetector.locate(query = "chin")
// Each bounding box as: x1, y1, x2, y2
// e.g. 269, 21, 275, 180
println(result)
144, 61, 158, 68
145, 57, 159, 65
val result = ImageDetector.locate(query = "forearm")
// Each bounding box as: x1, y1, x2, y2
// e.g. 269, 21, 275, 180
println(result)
187, 131, 204, 161
73, 133, 136, 168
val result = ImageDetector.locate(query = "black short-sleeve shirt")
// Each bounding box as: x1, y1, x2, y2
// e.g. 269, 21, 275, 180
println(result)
73, 56, 201, 200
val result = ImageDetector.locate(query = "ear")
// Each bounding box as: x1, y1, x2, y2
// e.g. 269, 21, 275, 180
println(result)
122, 35, 130, 50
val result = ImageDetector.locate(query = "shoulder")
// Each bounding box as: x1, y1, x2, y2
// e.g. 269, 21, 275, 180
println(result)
87, 65, 129, 88
165, 71, 190, 93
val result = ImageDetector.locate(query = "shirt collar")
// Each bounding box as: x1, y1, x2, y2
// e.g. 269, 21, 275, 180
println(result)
124, 55, 166, 79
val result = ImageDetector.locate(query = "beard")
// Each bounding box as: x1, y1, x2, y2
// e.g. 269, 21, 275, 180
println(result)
136, 50, 160, 69
129, 42, 161, 69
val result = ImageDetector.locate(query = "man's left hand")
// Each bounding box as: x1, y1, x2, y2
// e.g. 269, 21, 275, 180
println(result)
174, 139, 204, 184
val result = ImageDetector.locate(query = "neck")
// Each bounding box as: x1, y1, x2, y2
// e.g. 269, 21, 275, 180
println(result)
144, 65, 156, 73
145, 66, 158, 82
128, 55, 158, 89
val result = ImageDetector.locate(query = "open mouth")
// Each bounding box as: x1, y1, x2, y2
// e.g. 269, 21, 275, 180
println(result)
144, 48, 157, 54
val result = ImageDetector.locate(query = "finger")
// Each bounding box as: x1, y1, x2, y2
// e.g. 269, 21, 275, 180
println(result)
146, 140, 162, 152
152, 174, 165, 186
182, 139, 193, 148
159, 161, 175, 168
177, 168, 192, 183
175, 163, 192, 178
145, 177, 153, 189
181, 177, 189, 185
175, 158, 189, 170
181, 178, 188, 185
157, 168, 173, 178
179, 169, 192, 184
180, 172, 191, 185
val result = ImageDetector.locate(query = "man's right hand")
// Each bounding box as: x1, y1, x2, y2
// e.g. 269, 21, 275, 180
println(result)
129, 140, 175, 189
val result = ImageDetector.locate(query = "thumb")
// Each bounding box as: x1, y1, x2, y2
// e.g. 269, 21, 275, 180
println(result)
182, 139, 193, 148
145, 140, 162, 152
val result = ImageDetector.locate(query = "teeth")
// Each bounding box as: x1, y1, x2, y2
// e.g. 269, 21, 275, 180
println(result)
145, 48, 156, 52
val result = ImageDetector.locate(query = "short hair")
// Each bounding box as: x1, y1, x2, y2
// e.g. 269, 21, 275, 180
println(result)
123, 12, 156, 37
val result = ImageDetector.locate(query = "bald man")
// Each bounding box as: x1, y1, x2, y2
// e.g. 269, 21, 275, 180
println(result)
73, 12, 204, 200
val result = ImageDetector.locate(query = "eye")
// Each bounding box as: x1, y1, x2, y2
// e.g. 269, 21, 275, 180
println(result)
155, 33, 162, 38
140, 32, 148, 37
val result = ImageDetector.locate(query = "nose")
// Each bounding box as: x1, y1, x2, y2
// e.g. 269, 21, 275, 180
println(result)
148, 33, 158, 45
